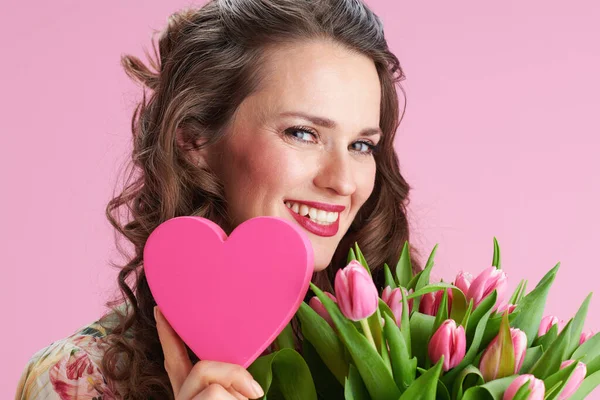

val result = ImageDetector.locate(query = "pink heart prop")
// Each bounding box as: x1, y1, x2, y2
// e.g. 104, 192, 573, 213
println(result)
143, 216, 314, 368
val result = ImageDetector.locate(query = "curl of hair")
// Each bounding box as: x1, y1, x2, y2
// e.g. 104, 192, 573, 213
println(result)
100, 0, 423, 398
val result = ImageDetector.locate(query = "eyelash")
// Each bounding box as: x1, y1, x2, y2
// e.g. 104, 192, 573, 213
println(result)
284, 125, 380, 156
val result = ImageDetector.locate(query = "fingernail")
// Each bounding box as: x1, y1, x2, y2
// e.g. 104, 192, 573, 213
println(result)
251, 380, 264, 397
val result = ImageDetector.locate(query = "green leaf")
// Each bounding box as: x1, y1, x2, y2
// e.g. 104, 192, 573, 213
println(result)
479, 312, 520, 349
519, 345, 543, 374
461, 376, 518, 400
528, 318, 574, 379
398, 356, 444, 400
432, 289, 449, 334
508, 279, 528, 306
572, 332, 600, 365
248, 348, 317, 400
542, 356, 580, 400
511, 382, 532, 400
275, 322, 296, 350
296, 302, 348, 385
496, 311, 516, 379
407, 270, 423, 292
586, 354, 600, 376
460, 299, 474, 330
396, 241, 413, 288
301, 340, 345, 400
511, 263, 560, 348
407, 283, 455, 300
441, 291, 497, 389
492, 237, 501, 269
382, 312, 414, 392
533, 323, 559, 351
565, 293, 592, 359
354, 242, 371, 277
310, 283, 401, 400
400, 286, 412, 358
345, 364, 371, 400
569, 368, 600, 400
347, 248, 357, 264
465, 289, 499, 345
411, 244, 438, 313
451, 365, 485, 400
384, 263, 398, 290
409, 312, 436, 368
437, 379, 451, 400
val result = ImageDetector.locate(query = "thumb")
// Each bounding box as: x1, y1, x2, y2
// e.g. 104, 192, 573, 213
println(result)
155, 306, 193, 397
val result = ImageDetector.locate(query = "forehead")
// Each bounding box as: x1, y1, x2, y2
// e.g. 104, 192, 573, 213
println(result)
249, 40, 381, 126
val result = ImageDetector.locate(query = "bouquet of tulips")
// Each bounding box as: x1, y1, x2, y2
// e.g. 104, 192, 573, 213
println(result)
248, 239, 600, 400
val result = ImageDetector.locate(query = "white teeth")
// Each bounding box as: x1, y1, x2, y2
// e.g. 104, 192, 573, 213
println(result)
299, 204, 309, 217
285, 201, 339, 225
317, 209, 327, 221
326, 211, 336, 222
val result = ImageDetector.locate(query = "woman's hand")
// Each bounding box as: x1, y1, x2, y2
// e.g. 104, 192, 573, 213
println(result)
155, 306, 265, 400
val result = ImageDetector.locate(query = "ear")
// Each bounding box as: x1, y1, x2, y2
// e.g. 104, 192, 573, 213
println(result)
176, 127, 210, 168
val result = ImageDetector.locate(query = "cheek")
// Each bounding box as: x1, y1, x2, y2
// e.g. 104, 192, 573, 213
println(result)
228, 134, 310, 201
354, 162, 377, 204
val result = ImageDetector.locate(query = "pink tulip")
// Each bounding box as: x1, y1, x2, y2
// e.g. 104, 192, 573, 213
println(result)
454, 271, 473, 295
466, 266, 508, 311
480, 328, 528, 381
557, 360, 587, 400
428, 319, 466, 371
419, 288, 453, 317
381, 286, 413, 327
538, 315, 565, 337
580, 328, 594, 345
309, 291, 337, 328
496, 303, 517, 315
503, 374, 545, 400
334, 260, 379, 321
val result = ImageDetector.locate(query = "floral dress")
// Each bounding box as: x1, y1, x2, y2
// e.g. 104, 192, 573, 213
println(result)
15, 303, 127, 400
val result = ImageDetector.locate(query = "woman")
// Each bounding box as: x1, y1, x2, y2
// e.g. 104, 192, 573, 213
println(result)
16, 0, 421, 398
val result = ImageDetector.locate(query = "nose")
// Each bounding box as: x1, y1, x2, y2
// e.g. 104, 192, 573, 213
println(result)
313, 149, 357, 197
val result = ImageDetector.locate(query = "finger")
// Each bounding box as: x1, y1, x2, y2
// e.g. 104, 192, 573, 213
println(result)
227, 386, 249, 400
191, 383, 240, 400
155, 306, 193, 397
179, 360, 264, 400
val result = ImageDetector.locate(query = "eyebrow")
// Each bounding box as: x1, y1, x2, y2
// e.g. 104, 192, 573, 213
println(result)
278, 111, 383, 138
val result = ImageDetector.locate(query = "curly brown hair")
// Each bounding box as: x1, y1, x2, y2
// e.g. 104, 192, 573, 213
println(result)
99, 0, 423, 398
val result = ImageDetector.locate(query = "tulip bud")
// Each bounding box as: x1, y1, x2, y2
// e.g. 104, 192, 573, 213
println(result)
454, 270, 473, 296
466, 266, 508, 311
334, 260, 379, 321
557, 360, 587, 400
428, 319, 466, 371
419, 288, 453, 317
537, 315, 565, 337
381, 286, 413, 327
502, 374, 545, 400
580, 328, 594, 345
480, 328, 527, 381
308, 292, 337, 328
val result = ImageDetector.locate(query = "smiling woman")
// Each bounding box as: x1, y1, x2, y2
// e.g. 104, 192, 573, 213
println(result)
16, 0, 422, 399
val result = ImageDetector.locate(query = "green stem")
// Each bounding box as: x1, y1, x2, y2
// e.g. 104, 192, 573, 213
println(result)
359, 318, 377, 350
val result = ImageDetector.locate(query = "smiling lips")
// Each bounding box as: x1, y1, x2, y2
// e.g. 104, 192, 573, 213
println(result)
284, 200, 342, 237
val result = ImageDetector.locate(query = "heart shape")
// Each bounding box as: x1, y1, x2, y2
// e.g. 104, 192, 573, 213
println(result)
143, 216, 314, 368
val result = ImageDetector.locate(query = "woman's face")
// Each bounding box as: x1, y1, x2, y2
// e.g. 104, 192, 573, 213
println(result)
202, 40, 382, 271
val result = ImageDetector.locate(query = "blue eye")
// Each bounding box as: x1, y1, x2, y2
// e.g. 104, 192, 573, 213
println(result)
284, 125, 379, 156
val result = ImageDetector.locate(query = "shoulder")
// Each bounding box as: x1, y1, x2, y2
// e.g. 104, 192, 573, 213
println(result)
15, 307, 129, 399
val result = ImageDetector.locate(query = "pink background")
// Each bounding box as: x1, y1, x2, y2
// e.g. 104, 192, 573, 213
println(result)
2, 0, 599, 397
